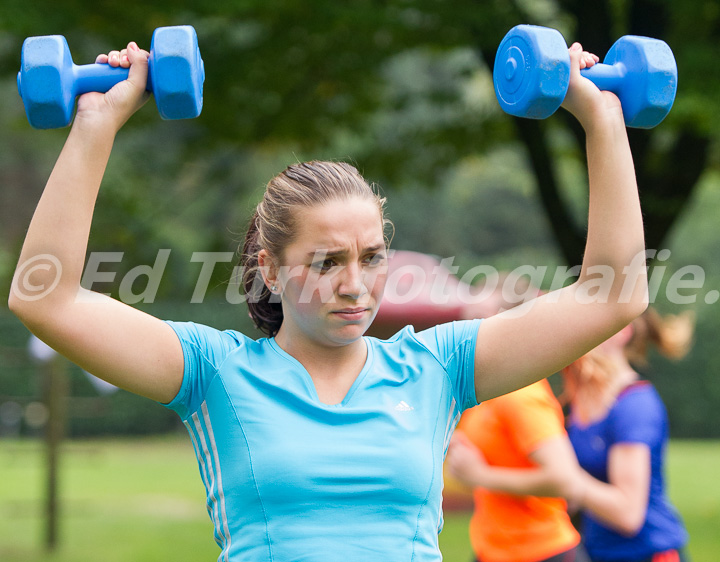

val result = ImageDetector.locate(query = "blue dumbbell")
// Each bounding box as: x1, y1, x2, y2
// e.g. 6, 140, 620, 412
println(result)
493, 25, 678, 129
17, 25, 205, 129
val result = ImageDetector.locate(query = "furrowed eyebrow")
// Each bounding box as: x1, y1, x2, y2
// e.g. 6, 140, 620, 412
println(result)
364, 244, 387, 254
305, 244, 386, 259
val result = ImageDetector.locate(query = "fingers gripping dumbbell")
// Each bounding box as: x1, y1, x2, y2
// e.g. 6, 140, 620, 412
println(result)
17, 25, 205, 129
493, 25, 678, 129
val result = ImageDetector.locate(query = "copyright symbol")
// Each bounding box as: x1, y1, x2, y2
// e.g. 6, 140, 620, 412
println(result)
11, 254, 63, 302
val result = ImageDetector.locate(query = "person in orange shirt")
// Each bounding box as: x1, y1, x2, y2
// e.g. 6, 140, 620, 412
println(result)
447, 378, 589, 562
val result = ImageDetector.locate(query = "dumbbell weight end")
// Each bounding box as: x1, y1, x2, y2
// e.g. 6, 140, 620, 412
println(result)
148, 25, 204, 120
493, 25, 571, 121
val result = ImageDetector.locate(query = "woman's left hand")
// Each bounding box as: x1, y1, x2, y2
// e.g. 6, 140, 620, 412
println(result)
561, 43, 624, 132
446, 432, 488, 488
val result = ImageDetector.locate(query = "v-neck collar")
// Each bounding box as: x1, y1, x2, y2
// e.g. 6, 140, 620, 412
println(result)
267, 337, 374, 407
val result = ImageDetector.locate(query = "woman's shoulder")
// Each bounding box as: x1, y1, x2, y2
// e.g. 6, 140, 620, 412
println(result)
615, 380, 662, 405
367, 319, 481, 364
164, 320, 258, 357
608, 380, 667, 435
369, 319, 481, 345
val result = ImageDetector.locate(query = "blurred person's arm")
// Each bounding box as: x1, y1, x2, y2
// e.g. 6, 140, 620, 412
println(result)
447, 432, 583, 499
575, 443, 651, 536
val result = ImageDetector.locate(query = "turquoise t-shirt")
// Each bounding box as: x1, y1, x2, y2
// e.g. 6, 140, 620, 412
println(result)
163, 319, 480, 562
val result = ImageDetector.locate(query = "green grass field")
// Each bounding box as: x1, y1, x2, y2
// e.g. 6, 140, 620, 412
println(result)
1, 437, 718, 561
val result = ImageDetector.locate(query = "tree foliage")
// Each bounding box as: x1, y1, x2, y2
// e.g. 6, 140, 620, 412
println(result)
2, 0, 717, 264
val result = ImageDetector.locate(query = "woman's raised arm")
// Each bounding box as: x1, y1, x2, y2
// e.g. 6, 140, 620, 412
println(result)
8, 43, 184, 403
473, 43, 648, 402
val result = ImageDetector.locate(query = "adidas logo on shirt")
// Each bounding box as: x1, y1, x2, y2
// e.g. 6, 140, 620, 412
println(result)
394, 401, 414, 412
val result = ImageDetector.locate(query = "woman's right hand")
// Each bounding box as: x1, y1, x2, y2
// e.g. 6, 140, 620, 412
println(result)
74, 41, 151, 132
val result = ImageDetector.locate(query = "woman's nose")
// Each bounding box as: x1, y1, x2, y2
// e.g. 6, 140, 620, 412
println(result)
337, 263, 367, 299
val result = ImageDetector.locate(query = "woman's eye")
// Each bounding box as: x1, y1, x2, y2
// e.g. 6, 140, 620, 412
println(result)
312, 259, 336, 272
365, 253, 387, 266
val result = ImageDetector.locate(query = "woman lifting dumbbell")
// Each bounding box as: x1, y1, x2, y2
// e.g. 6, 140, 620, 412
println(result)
9, 30, 650, 562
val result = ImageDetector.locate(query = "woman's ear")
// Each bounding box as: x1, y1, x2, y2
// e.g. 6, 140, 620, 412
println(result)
258, 250, 279, 293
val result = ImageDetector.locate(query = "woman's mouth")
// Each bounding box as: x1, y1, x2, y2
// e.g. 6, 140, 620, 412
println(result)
332, 307, 369, 321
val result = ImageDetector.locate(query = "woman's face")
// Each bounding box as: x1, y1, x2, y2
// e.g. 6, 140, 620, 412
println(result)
268, 196, 388, 348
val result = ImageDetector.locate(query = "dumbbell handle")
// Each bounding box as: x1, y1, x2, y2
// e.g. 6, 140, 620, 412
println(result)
72, 61, 154, 95
580, 62, 625, 94
16, 60, 155, 100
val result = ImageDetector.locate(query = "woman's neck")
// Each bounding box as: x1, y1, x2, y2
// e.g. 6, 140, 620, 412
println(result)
274, 329, 368, 405
606, 361, 639, 395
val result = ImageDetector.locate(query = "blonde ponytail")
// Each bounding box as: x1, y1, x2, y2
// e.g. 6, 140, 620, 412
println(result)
625, 308, 695, 366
